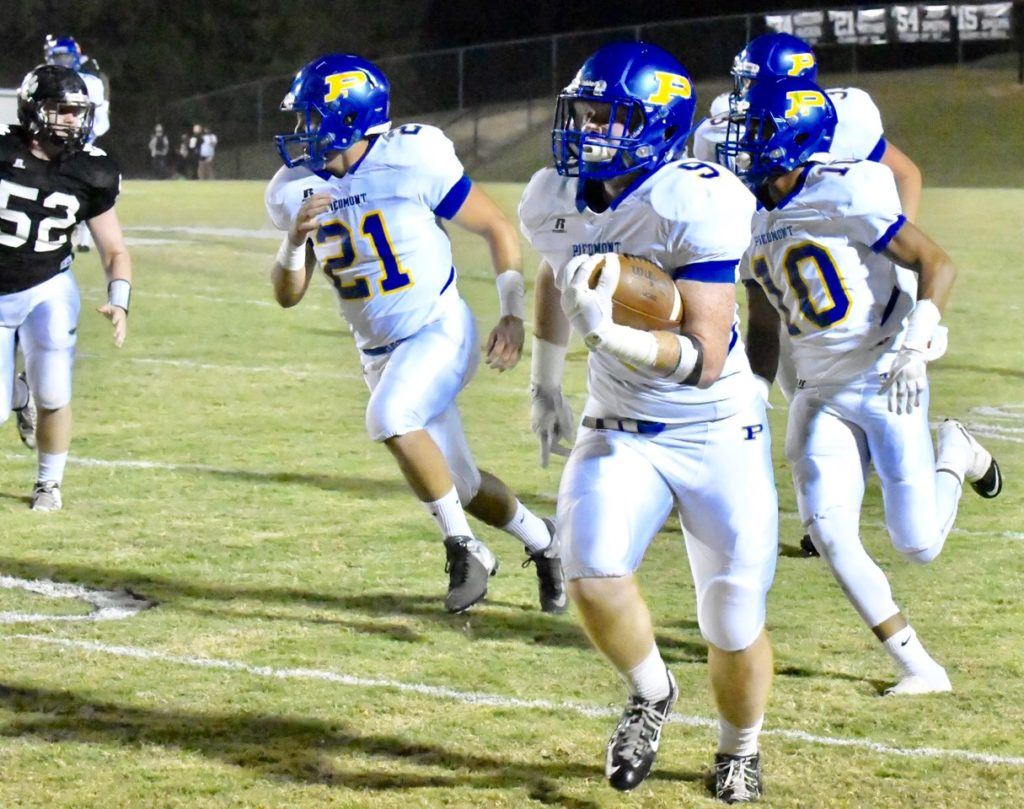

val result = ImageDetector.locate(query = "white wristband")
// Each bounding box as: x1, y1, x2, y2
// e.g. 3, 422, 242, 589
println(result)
107, 278, 131, 312
902, 299, 941, 353
531, 337, 567, 391
589, 324, 659, 367
666, 334, 703, 384
495, 270, 526, 320
276, 235, 306, 272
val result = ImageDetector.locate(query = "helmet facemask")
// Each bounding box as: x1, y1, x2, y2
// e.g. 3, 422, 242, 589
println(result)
18, 67, 94, 157
553, 95, 651, 179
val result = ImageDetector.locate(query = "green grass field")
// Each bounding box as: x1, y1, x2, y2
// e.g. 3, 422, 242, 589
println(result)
0, 179, 1021, 807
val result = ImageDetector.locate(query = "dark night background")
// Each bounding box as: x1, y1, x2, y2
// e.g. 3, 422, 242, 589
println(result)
0, 1, 1016, 174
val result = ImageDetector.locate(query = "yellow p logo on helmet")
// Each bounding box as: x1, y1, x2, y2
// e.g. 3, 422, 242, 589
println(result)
784, 90, 826, 119
647, 71, 693, 105
787, 53, 816, 76
324, 71, 367, 103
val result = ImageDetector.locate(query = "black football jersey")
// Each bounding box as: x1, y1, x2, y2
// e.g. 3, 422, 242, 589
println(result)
0, 125, 121, 295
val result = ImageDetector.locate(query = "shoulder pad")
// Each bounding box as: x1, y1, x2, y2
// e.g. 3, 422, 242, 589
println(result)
648, 161, 752, 223
518, 167, 566, 236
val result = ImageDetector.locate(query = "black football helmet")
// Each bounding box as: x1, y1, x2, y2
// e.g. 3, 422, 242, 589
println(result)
17, 64, 95, 155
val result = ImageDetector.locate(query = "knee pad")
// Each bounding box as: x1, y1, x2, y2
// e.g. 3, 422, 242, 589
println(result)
27, 357, 72, 411
698, 575, 766, 652
365, 394, 419, 442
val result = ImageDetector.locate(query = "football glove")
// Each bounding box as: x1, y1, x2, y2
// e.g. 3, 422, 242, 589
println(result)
530, 384, 576, 467
882, 348, 927, 415
560, 254, 619, 346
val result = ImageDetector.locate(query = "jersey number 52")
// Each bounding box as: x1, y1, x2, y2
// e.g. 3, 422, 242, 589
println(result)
0, 179, 80, 252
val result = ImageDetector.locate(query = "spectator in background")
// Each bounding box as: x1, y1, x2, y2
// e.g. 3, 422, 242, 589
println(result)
198, 126, 218, 179
176, 133, 190, 178
187, 123, 203, 179
149, 124, 169, 178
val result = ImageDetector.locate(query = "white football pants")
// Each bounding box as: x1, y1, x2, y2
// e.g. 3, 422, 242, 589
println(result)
557, 398, 779, 652
787, 365, 966, 627
0, 271, 80, 423
361, 295, 482, 503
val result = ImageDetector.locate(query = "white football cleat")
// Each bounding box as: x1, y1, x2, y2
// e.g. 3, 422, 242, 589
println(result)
883, 668, 952, 697
937, 419, 1002, 498
30, 480, 62, 512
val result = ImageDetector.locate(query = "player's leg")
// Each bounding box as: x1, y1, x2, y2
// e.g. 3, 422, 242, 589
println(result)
19, 273, 80, 512
364, 299, 493, 611
0, 325, 16, 427
559, 426, 676, 791
423, 400, 563, 613
673, 401, 776, 803
791, 388, 948, 694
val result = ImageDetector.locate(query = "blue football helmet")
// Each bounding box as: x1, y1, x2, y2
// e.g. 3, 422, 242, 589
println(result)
552, 41, 696, 180
731, 33, 817, 99
275, 53, 391, 171
721, 76, 836, 190
44, 35, 83, 71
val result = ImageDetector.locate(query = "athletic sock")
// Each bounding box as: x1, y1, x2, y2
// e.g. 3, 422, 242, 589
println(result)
501, 499, 552, 554
37, 451, 68, 485
882, 625, 944, 677
424, 486, 473, 539
624, 644, 671, 701
718, 715, 763, 757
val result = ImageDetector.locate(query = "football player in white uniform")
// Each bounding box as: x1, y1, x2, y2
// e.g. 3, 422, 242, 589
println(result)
1, 66, 132, 511
728, 76, 1002, 696
521, 42, 778, 803
694, 31, 925, 557
44, 35, 110, 254
265, 54, 565, 615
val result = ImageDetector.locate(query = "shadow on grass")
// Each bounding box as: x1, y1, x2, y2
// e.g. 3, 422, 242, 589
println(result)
0, 683, 703, 806
0, 556, 709, 663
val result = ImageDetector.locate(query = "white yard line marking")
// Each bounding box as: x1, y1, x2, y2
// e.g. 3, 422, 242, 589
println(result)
0, 577, 153, 624
5, 633, 1023, 768
124, 356, 361, 380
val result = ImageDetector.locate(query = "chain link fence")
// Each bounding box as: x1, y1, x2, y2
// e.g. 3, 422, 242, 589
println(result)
161, 5, 1021, 180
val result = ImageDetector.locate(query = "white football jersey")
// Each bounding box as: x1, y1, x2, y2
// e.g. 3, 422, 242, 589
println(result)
519, 160, 757, 424
740, 159, 913, 384
693, 87, 886, 165
265, 124, 470, 351
80, 72, 109, 140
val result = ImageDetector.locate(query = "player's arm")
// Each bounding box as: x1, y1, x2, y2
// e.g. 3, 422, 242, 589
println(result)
882, 220, 956, 312
450, 185, 524, 371
271, 192, 329, 308
529, 259, 575, 466
743, 281, 781, 389
88, 207, 132, 348
561, 254, 734, 389
880, 141, 922, 223
879, 220, 957, 414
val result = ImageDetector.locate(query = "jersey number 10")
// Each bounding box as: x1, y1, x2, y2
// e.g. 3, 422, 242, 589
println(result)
752, 241, 852, 334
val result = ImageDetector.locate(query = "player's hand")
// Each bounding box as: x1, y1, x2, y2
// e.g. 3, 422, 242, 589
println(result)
561, 255, 617, 344
881, 348, 927, 414
288, 192, 332, 245
97, 303, 128, 348
484, 315, 524, 372
531, 384, 575, 467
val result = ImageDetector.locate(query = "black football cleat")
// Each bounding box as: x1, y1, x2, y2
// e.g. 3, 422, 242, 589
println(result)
714, 752, 763, 804
443, 536, 497, 613
522, 519, 567, 614
605, 669, 678, 791
799, 533, 819, 557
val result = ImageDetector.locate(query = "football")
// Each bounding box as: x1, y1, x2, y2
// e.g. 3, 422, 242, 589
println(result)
588, 254, 684, 332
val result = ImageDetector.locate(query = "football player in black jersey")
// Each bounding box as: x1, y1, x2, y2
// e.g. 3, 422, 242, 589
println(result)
1, 64, 132, 511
